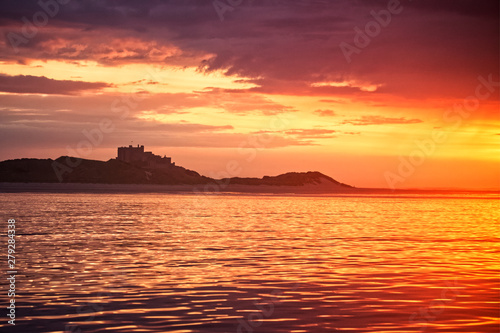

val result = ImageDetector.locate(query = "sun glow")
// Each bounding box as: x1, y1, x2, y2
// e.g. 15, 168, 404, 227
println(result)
0, 60, 258, 94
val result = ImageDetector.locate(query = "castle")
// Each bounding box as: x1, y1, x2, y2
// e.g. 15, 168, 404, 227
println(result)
117, 145, 174, 169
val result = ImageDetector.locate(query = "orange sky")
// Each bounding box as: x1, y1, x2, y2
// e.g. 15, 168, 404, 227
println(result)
0, 1, 498, 189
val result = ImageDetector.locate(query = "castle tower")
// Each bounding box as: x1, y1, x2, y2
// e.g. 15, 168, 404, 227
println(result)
116, 145, 173, 168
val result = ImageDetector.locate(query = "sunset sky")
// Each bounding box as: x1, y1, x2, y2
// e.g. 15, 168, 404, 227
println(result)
0, 0, 498, 189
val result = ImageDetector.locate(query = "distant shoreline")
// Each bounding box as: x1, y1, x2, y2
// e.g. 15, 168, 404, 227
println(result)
1, 182, 497, 197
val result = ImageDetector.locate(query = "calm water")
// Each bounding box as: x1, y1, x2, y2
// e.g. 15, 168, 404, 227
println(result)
0, 192, 499, 332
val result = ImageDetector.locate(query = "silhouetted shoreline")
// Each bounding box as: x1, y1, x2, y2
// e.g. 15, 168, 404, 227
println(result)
0, 156, 352, 188
1, 182, 497, 198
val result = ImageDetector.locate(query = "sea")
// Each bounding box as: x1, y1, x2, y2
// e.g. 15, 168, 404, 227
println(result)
0, 191, 499, 332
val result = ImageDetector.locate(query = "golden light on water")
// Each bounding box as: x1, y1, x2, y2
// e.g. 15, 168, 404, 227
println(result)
2, 193, 498, 331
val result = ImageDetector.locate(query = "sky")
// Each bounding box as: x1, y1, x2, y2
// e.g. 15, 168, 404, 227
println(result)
0, 0, 498, 189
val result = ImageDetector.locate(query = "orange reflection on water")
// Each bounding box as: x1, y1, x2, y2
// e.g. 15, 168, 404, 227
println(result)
0, 192, 498, 332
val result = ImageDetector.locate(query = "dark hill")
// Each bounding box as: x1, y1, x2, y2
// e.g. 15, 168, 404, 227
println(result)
221, 171, 352, 187
0, 157, 352, 188
0, 157, 211, 185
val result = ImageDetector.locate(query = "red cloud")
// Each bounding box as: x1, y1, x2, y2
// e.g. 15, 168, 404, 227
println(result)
314, 109, 336, 117
0, 74, 110, 95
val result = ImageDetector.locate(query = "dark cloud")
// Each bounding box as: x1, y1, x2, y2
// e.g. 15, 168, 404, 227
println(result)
0, 107, 314, 150
356, 0, 499, 19
0, 90, 294, 122
0, 90, 306, 152
0, 74, 110, 94
0, 0, 497, 101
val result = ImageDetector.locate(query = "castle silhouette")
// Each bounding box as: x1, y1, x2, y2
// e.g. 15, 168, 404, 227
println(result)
117, 145, 174, 169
